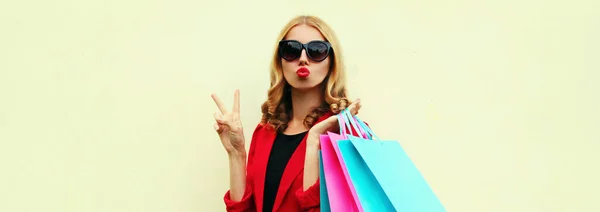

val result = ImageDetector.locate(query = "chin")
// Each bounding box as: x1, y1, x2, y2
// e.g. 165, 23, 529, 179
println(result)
287, 79, 321, 91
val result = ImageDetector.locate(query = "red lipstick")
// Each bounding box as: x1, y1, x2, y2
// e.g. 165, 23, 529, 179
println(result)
296, 67, 310, 78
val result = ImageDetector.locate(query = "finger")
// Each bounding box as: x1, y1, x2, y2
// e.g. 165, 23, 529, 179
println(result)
214, 122, 223, 133
211, 93, 229, 114
233, 89, 240, 113
349, 98, 361, 115
324, 116, 339, 129
348, 98, 360, 109
312, 115, 337, 135
214, 112, 227, 125
353, 100, 361, 110
329, 115, 340, 127
325, 115, 338, 124
327, 116, 341, 133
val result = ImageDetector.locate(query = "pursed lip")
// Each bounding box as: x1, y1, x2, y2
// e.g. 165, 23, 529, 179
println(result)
296, 67, 310, 78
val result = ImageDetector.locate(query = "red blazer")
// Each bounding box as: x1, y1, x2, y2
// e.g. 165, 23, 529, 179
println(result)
223, 111, 365, 212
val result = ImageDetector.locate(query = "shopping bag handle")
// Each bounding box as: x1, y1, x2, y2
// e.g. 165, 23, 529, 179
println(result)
353, 115, 380, 140
341, 108, 380, 141
340, 108, 369, 139
337, 109, 350, 135
337, 108, 360, 138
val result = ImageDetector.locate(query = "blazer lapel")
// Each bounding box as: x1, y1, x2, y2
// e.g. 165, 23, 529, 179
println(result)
272, 112, 334, 211
253, 126, 276, 212
272, 135, 307, 212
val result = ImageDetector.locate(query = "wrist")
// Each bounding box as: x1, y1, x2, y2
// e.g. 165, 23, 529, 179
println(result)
228, 150, 247, 159
306, 131, 321, 150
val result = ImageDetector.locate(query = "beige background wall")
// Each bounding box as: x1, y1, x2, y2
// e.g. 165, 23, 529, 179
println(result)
1, 0, 599, 211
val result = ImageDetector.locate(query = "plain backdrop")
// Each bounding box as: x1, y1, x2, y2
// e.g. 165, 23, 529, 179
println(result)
1, 0, 599, 211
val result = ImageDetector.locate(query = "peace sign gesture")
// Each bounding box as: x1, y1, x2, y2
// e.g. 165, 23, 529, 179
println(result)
211, 89, 246, 155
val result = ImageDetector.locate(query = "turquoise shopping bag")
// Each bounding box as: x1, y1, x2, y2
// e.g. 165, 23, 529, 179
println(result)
319, 150, 331, 212
336, 139, 396, 211
336, 109, 446, 212
333, 110, 395, 211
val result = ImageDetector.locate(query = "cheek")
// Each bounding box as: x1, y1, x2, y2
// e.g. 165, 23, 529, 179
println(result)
315, 59, 331, 75
281, 60, 294, 72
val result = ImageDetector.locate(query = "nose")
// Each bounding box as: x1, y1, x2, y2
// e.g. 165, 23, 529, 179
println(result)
298, 49, 309, 65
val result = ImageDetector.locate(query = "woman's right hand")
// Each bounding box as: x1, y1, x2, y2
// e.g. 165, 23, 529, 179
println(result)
211, 89, 246, 156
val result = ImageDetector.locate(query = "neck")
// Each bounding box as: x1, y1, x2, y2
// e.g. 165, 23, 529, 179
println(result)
289, 86, 323, 125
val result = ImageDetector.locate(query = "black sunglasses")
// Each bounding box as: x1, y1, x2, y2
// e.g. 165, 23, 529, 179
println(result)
278, 40, 333, 62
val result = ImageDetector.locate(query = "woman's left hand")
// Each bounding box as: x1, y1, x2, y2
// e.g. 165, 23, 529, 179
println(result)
307, 99, 362, 147
302, 99, 362, 190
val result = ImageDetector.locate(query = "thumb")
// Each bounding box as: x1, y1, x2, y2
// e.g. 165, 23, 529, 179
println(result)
214, 122, 224, 134
214, 112, 229, 126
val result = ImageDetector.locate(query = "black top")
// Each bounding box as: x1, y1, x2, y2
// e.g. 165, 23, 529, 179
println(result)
262, 131, 307, 212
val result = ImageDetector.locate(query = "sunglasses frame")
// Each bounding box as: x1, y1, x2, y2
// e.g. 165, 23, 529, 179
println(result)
278, 39, 333, 62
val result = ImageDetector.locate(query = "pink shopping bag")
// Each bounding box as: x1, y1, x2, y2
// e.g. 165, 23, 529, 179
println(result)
320, 113, 368, 212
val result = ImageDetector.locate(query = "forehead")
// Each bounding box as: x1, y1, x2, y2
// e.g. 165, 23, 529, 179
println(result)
284, 24, 326, 43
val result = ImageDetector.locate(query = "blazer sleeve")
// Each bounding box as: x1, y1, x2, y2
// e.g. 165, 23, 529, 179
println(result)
293, 120, 371, 211
223, 124, 263, 212
294, 179, 321, 211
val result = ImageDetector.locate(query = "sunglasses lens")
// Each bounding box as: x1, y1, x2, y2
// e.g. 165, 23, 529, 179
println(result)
280, 41, 302, 60
307, 42, 329, 61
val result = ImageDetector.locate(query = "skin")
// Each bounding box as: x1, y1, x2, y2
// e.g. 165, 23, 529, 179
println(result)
211, 24, 361, 202
211, 90, 247, 201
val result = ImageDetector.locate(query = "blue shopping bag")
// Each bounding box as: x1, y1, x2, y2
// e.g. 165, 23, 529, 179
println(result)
337, 139, 396, 211
319, 150, 331, 212
336, 109, 446, 212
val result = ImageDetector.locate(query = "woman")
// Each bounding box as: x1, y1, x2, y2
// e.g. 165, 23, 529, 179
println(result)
211, 15, 363, 212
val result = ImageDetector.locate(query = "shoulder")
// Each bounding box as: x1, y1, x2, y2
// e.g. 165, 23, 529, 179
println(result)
251, 122, 270, 135
246, 122, 273, 154
249, 121, 278, 139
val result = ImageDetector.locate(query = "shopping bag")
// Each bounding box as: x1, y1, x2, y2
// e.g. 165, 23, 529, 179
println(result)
336, 109, 446, 212
319, 112, 369, 212
333, 110, 396, 211
328, 130, 364, 211
320, 134, 360, 212
319, 150, 331, 212
337, 138, 396, 211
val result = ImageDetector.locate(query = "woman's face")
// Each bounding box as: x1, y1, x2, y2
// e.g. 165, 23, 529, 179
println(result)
280, 24, 331, 91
